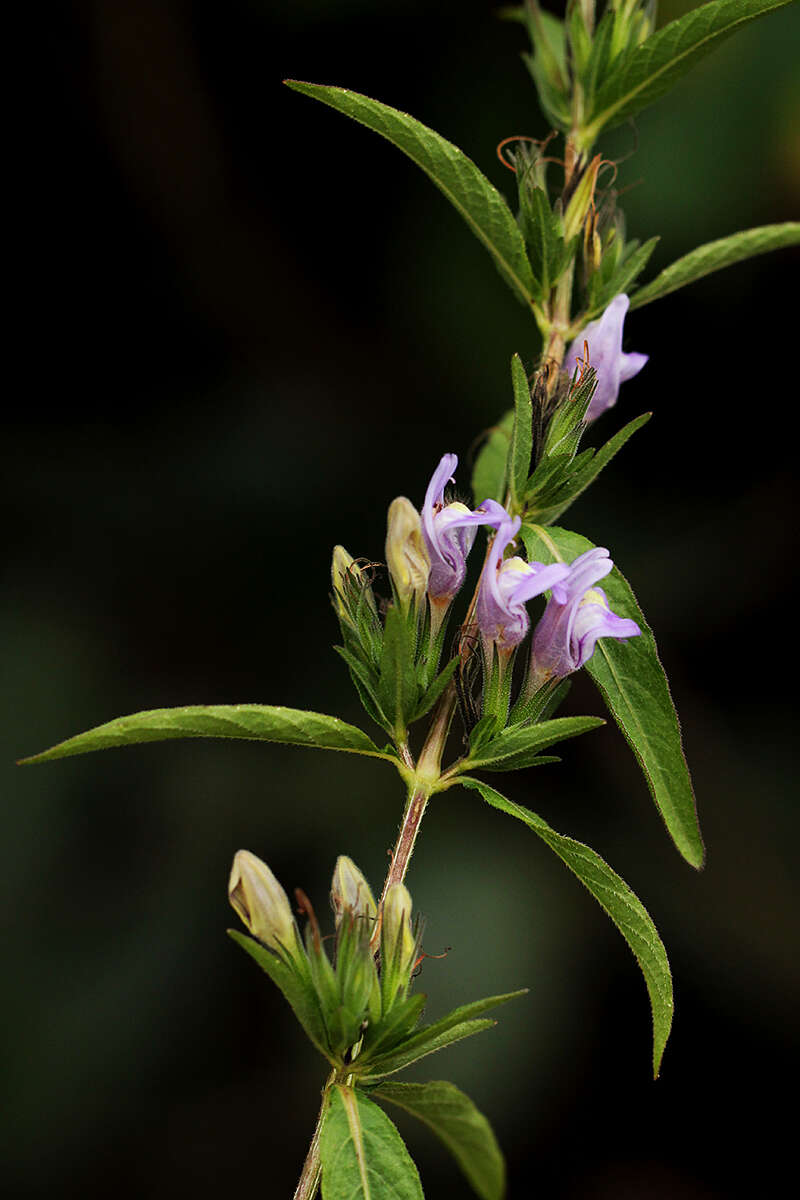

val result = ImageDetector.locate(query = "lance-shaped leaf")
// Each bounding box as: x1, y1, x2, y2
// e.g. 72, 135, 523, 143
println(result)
285, 81, 539, 310
509, 354, 533, 509
19, 704, 395, 765
359, 990, 526, 1081
227, 931, 331, 1059
628, 222, 800, 310
373, 1080, 505, 1200
320, 1085, 423, 1200
472, 410, 514, 505
461, 777, 673, 1076
520, 525, 704, 869
581, 0, 795, 142
527, 412, 652, 526
465, 715, 605, 771
377, 605, 418, 739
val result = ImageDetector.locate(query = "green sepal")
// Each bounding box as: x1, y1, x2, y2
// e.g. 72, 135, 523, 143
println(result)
320, 1085, 424, 1200
336, 914, 381, 1034
333, 645, 391, 734
410, 654, 459, 723
359, 994, 428, 1064
19, 704, 395, 765
285, 81, 539, 311
358, 990, 526, 1081
584, 237, 660, 319
227, 930, 331, 1059
460, 778, 673, 1076
467, 713, 505, 758
305, 928, 346, 1052
517, 184, 572, 296
520, 524, 704, 869
373, 1080, 505, 1200
508, 677, 571, 726
629, 222, 800, 310
524, 412, 652, 527
472, 411, 514, 505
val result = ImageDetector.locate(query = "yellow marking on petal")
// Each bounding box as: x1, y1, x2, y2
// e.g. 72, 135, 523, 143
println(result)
580, 588, 608, 608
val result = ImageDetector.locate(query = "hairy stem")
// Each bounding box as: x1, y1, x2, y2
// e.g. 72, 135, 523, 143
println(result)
293, 1075, 334, 1200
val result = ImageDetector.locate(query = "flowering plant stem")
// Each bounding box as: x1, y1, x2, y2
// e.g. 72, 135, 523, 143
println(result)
294, 1074, 334, 1200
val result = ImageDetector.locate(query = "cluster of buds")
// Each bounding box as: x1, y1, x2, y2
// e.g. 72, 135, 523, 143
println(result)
521, 0, 656, 137
229, 850, 421, 1069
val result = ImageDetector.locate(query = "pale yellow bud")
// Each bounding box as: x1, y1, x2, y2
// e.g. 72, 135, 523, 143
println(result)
228, 849, 296, 953
385, 497, 430, 606
382, 882, 416, 970
331, 855, 377, 928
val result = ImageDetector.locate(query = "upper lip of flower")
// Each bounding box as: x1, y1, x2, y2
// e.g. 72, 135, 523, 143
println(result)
420, 457, 507, 599
476, 515, 571, 649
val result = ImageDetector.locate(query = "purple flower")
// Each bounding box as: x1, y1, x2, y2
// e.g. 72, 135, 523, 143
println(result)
476, 516, 571, 652
565, 294, 648, 421
421, 454, 505, 600
529, 547, 641, 685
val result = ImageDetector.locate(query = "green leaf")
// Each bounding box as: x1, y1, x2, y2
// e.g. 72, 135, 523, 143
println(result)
520, 525, 704, 869
517, 184, 569, 295
19, 704, 393, 765
321, 1085, 423, 1200
360, 991, 526, 1080
509, 354, 533, 508
466, 715, 604, 770
361, 1019, 497, 1081
582, 0, 795, 142
528, 412, 652, 526
628, 222, 800, 310
411, 655, 459, 722
585, 237, 660, 319
227, 931, 331, 1058
373, 1080, 505, 1200
472, 411, 514, 505
285, 80, 539, 310
461, 778, 673, 1076
377, 605, 418, 738
361, 994, 428, 1061
470, 752, 561, 773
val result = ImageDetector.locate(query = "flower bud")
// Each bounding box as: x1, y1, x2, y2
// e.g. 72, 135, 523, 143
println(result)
385, 497, 430, 607
380, 883, 417, 1010
331, 545, 355, 616
331, 856, 378, 929
228, 849, 297, 956
331, 544, 377, 625
563, 154, 603, 243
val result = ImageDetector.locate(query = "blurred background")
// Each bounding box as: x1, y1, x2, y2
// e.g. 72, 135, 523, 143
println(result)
5, 1, 799, 1196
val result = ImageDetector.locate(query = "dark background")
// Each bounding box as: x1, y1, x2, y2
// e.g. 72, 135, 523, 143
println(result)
5, 1, 799, 1196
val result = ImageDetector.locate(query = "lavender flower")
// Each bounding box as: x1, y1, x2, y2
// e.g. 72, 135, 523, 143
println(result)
565, 294, 648, 421
528, 547, 641, 688
476, 515, 571, 653
421, 454, 504, 601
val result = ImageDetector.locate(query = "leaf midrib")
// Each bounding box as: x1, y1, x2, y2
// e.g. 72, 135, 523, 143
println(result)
585, 2, 781, 138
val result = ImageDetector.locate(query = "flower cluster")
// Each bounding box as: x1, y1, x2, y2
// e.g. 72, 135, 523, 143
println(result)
410, 453, 641, 694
